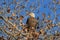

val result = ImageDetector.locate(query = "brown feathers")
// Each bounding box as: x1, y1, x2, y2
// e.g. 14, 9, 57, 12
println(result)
26, 17, 38, 27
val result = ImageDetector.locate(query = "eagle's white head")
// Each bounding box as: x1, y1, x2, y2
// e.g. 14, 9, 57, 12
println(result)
28, 12, 35, 18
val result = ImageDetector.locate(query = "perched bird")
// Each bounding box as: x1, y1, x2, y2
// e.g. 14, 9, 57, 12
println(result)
7, 8, 10, 13
19, 16, 24, 26
20, 16, 24, 21
26, 12, 38, 27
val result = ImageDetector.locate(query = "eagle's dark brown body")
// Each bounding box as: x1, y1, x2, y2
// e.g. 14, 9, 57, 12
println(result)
26, 17, 38, 27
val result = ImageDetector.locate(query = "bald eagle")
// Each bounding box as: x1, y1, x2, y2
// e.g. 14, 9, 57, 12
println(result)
26, 12, 38, 27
